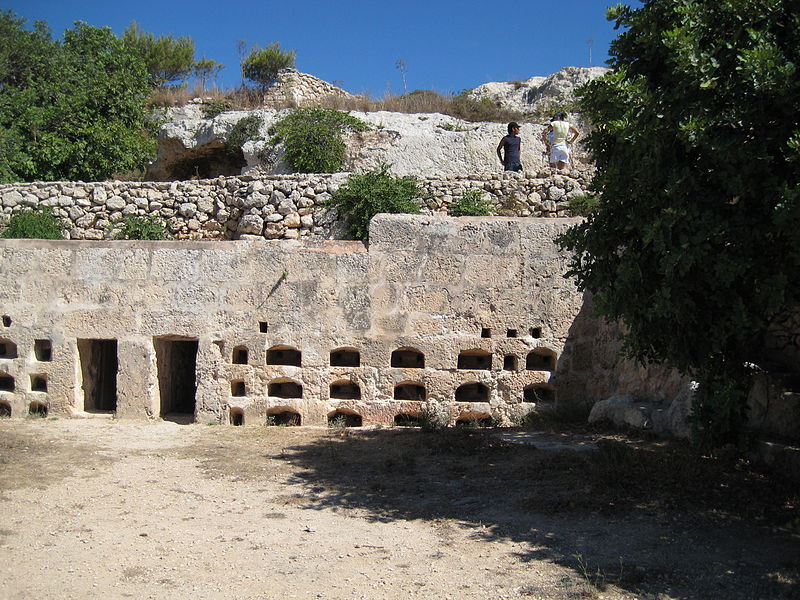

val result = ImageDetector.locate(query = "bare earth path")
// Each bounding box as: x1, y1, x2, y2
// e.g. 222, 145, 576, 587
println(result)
0, 419, 797, 600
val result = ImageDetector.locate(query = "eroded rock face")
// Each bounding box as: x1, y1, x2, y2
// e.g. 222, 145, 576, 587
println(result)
468, 66, 610, 115
147, 68, 602, 181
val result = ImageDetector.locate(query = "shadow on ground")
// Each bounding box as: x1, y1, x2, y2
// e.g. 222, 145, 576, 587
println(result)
223, 426, 800, 600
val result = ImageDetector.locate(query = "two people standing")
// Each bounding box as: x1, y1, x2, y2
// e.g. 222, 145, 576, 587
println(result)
496, 114, 580, 172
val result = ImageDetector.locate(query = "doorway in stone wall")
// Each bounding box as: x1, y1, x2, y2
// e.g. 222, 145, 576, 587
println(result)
77, 339, 118, 413
155, 337, 198, 423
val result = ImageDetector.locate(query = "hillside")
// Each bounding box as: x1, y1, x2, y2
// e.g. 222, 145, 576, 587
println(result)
147, 67, 606, 181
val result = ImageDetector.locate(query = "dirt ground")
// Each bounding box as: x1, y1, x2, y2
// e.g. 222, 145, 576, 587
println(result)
0, 417, 797, 600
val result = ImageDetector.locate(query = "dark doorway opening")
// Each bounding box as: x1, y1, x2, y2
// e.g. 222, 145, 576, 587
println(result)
457, 351, 492, 370
0, 374, 14, 392
328, 411, 362, 427
391, 348, 425, 368
232, 346, 249, 364
155, 338, 198, 421
34, 340, 52, 361
394, 383, 426, 400
78, 339, 118, 412
455, 382, 490, 402
268, 380, 302, 398
330, 381, 361, 400
268, 410, 301, 426
394, 413, 422, 427
230, 408, 244, 426
524, 386, 556, 403
0, 402, 10, 417
330, 348, 360, 367
29, 402, 48, 417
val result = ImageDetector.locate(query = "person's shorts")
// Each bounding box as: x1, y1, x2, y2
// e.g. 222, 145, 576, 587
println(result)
550, 143, 570, 164
504, 161, 523, 172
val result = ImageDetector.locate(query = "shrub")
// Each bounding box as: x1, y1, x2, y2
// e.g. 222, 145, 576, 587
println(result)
228, 115, 263, 149
566, 193, 599, 217
330, 163, 424, 241
241, 42, 295, 90
200, 98, 232, 118
113, 215, 171, 240
269, 107, 369, 173
0, 14, 156, 182
1, 207, 64, 239
449, 189, 495, 216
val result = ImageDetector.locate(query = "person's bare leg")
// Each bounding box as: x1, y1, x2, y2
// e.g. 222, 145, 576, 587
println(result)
557, 160, 568, 170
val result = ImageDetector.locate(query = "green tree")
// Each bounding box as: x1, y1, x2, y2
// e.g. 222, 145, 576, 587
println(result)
122, 21, 196, 87
331, 164, 423, 241
269, 107, 369, 173
193, 56, 224, 90
241, 42, 296, 90
558, 1, 800, 448
0, 14, 156, 182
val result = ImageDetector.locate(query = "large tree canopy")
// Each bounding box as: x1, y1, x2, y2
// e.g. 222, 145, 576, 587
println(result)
0, 12, 156, 182
559, 0, 800, 445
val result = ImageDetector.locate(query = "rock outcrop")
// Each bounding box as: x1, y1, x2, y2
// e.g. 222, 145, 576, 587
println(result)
147, 68, 602, 181
148, 106, 594, 181
261, 68, 360, 107
468, 66, 610, 115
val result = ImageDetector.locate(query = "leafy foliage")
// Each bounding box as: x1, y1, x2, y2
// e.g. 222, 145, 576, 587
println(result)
200, 98, 232, 119
557, 1, 800, 448
122, 21, 196, 88
449, 189, 495, 216
566, 193, 599, 217
1, 207, 64, 239
193, 56, 224, 90
331, 164, 423, 241
113, 215, 171, 240
228, 115, 263, 149
269, 107, 369, 173
241, 42, 296, 90
0, 13, 156, 182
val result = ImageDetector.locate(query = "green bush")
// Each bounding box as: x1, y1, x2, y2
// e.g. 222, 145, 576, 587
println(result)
449, 189, 495, 216
566, 193, 599, 217
241, 42, 295, 90
1, 207, 65, 239
228, 115, 263, 149
113, 215, 171, 240
269, 107, 369, 173
0, 14, 156, 182
200, 98, 232, 119
331, 163, 423, 241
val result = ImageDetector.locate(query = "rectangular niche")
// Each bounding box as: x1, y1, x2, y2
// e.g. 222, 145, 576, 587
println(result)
34, 340, 52, 362
30, 374, 48, 392
78, 339, 118, 412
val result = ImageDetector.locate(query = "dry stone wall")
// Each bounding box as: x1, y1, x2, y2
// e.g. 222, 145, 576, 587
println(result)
0, 171, 592, 241
0, 215, 589, 427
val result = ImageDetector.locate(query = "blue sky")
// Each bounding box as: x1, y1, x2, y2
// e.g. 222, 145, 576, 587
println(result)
4, 0, 621, 96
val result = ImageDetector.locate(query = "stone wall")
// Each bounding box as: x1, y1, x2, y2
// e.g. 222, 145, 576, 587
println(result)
262, 69, 359, 107
0, 170, 591, 241
0, 215, 589, 426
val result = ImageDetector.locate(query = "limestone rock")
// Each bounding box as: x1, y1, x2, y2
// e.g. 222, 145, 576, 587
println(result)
469, 66, 610, 115
588, 394, 650, 429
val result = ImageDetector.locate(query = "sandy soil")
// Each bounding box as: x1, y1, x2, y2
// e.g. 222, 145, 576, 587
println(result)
0, 418, 797, 600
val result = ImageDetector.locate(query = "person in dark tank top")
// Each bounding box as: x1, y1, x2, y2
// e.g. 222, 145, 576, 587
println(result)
497, 122, 522, 172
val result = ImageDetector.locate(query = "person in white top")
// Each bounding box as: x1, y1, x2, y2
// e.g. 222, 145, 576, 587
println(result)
541, 112, 580, 170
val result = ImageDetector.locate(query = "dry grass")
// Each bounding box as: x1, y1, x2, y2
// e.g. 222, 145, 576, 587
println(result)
147, 85, 528, 123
